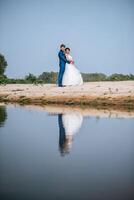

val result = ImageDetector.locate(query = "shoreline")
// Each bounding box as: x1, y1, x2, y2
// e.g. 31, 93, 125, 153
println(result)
0, 81, 134, 109
1, 102, 134, 118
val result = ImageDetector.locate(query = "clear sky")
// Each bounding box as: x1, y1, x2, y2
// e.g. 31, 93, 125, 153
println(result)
0, 0, 134, 78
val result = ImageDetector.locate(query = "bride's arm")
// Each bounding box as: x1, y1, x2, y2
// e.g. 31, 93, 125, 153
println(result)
65, 54, 74, 64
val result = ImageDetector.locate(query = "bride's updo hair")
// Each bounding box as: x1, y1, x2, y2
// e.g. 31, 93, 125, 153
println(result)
65, 47, 70, 51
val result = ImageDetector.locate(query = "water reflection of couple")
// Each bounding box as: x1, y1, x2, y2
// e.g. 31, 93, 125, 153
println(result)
58, 112, 83, 156
0, 106, 7, 127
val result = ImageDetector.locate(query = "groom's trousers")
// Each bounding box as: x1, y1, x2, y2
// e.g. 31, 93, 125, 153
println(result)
58, 65, 65, 87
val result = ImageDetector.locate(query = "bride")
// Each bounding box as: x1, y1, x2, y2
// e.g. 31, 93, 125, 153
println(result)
58, 112, 83, 155
62, 48, 83, 86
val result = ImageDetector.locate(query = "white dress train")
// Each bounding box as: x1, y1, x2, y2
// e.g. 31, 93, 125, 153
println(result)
61, 112, 83, 153
62, 54, 83, 86
62, 112, 83, 136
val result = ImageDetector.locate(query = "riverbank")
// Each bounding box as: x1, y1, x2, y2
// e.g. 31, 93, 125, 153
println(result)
1, 102, 134, 119
0, 81, 134, 109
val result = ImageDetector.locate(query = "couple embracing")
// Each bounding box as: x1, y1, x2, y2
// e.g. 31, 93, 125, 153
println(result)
58, 44, 83, 87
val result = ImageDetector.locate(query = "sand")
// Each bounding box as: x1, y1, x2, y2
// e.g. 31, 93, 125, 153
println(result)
0, 81, 134, 108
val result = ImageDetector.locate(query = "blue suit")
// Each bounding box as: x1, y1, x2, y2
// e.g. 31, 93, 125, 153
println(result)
58, 114, 66, 154
58, 50, 70, 86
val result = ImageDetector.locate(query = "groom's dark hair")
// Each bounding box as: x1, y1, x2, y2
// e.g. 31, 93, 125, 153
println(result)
60, 44, 65, 48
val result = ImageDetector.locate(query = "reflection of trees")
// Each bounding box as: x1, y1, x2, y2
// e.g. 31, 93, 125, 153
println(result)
0, 106, 7, 127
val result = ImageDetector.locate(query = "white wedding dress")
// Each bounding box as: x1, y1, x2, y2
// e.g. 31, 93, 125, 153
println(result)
62, 54, 83, 86
62, 112, 83, 137
60, 112, 83, 153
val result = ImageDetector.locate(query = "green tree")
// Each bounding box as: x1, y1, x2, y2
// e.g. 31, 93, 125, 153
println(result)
108, 73, 130, 81
82, 73, 107, 82
25, 73, 37, 83
38, 71, 58, 83
0, 54, 8, 76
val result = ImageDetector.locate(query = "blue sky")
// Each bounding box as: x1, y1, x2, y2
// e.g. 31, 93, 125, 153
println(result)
0, 0, 134, 78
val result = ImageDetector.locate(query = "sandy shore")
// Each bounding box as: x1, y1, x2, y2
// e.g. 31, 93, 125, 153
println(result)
0, 81, 134, 109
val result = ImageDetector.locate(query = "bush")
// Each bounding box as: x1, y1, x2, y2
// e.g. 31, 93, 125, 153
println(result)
0, 72, 134, 84
82, 73, 107, 82
0, 54, 7, 76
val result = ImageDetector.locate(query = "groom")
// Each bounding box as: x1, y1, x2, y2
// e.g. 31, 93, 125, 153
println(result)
58, 44, 70, 87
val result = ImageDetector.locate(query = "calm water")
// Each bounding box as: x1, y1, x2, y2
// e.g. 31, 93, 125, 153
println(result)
0, 105, 134, 200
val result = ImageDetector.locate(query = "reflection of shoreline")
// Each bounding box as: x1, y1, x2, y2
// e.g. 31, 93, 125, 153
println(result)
58, 113, 83, 156
1, 103, 134, 119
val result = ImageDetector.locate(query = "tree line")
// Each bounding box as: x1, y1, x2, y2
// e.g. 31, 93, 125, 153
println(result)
0, 53, 134, 84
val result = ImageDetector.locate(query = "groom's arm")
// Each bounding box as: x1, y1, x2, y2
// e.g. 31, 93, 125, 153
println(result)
58, 52, 70, 64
